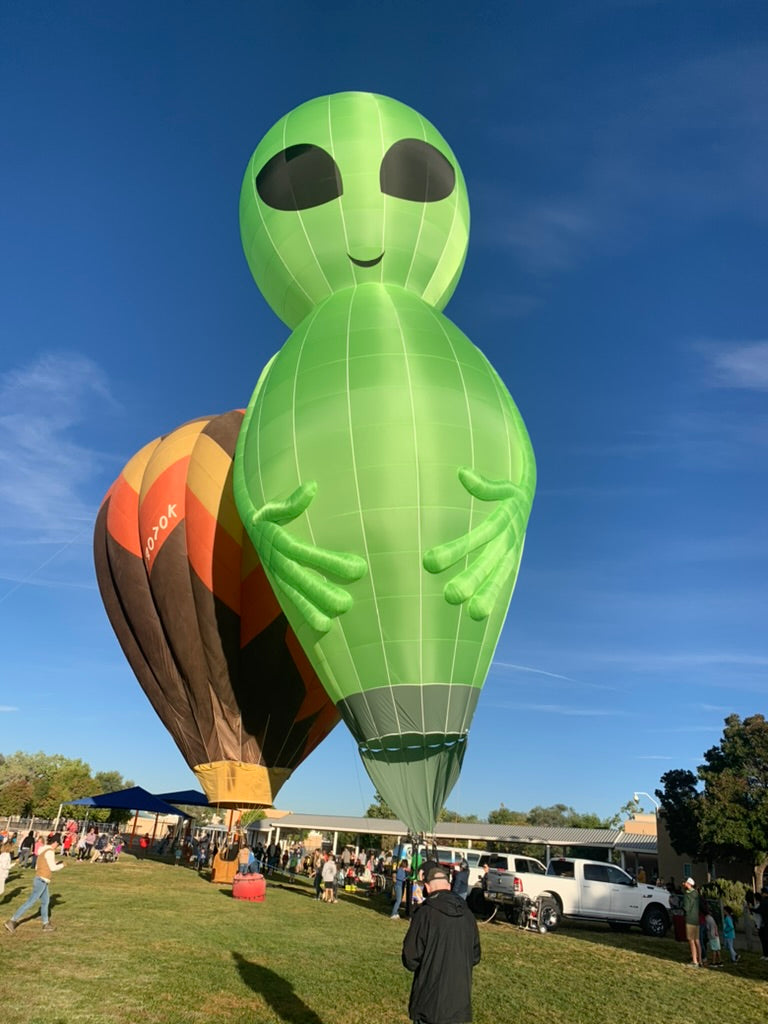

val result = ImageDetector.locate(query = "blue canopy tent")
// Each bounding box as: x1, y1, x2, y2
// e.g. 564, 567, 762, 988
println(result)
67, 786, 192, 816
155, 789, 210, 807
66, 786, 192, 849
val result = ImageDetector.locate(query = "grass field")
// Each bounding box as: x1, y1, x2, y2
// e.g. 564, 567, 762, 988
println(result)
1, 853, 766, 1024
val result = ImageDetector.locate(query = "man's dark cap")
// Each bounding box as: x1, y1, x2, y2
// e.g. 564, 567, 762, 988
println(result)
419, 859, 439, 878
425, 865, 450, 883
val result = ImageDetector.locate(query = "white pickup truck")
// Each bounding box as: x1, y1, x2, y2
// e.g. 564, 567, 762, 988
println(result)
484, 856, 671, 937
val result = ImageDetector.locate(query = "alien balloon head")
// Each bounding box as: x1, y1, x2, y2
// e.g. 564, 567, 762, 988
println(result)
239, 91, 470, 328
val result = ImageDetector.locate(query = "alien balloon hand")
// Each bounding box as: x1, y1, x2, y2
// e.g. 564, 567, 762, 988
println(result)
247, 481, 368, 633
423, 467, 534, 621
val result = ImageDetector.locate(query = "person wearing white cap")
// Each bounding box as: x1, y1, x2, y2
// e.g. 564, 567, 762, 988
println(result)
682, 877, 701, 967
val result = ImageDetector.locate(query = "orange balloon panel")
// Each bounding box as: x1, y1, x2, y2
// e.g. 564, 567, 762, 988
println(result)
93, 410, 339, 807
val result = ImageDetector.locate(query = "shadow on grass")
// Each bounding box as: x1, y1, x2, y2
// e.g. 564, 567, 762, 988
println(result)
232, 951, 325, 1023
531, 919, 768, 980
1, 886, 24, 904
494, 916, 691, 967
2, 892, 66, 923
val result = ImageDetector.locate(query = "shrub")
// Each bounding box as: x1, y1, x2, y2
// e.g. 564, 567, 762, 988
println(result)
700, 877, 750, 912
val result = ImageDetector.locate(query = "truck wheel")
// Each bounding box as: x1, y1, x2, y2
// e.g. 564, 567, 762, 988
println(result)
641, 906, 669, 938
537, 897, 560, 933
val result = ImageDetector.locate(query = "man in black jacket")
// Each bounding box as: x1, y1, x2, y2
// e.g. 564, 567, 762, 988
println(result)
402, 864, 481, 1024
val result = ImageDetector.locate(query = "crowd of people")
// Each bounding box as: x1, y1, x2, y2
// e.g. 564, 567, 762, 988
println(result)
672, 876, 768, 968
228, 836, 474, 916
1, 821, 126, 869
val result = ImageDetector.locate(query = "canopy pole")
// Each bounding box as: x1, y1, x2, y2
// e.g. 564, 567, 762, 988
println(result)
130, 808, 140, 847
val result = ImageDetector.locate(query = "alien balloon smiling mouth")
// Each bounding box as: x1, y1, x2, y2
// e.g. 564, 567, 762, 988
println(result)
348, 252, 384, 268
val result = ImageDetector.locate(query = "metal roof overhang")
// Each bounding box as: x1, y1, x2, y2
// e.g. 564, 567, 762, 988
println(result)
245, 814, 657, 855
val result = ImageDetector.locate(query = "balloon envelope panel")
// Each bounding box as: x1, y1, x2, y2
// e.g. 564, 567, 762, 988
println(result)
235, 287, 534, 831
93, 411, 339, 807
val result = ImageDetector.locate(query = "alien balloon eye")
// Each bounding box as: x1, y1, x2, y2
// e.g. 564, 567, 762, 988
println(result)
379, 139, 455, 203
256, 144, 343, 211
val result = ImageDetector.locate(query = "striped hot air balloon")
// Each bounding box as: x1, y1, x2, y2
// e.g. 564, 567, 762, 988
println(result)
93, 409, 339, 808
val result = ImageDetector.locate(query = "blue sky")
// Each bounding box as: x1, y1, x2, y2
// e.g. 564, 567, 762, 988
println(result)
1, 1, 766, 822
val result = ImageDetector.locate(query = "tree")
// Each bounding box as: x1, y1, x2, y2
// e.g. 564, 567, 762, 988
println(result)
606, 799, 644, 829
365, 792, 396, 819
0, 778, 35, 816
526, 804, 612, 829
93, 770, 134, 793
697, 714, 768, 889
655, 769, 705, 860
437, 807, 478, 825
657, 715, 768, 890
0, 751, 134, 821
487, 804, 527, 825
44, 758, 94, 818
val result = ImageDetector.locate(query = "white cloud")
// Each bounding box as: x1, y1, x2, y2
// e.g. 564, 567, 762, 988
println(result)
698, 341, 768, 391
0, 572, 95, 591
656, 534, 768, 564
488, 702, 626, 717
492, 661, 578, 683
571, 407, 768, 469
0, 353, 117, 544
500, 202, 596, 273
479, 45, 768, 274
490, 661, 617, 692
590, 652, 768, 669
0, 706, 19, 713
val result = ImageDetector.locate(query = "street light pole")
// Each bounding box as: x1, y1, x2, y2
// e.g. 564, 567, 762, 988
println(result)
630, 792, 661, 882
633, 791, 660, 811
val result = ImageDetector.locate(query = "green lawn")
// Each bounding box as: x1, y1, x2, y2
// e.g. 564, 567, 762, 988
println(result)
1, 854, 766, 1024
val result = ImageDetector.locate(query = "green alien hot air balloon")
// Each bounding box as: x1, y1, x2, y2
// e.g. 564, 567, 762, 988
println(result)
234, 92, 535, 834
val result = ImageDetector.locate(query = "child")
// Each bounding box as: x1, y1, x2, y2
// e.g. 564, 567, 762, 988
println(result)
722, 905, 739, 963
704, 905, 722, 967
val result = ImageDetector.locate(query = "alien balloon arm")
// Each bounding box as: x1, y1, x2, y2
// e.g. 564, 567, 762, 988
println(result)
243, 481, 368, 634
423, 463, 535, 621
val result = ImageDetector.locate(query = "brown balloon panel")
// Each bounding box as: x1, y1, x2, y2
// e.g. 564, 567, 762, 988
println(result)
93, 411, 340, 808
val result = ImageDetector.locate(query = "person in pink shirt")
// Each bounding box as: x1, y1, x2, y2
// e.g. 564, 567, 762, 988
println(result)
31, 834, 44, 870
